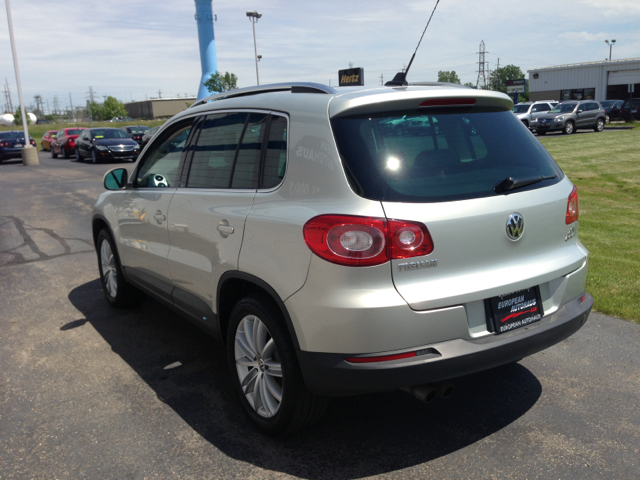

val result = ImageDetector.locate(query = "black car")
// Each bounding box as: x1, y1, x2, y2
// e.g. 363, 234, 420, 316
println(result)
120, 125, 151, 144
620, 98, 640, 122
600, 100, 624, 124
75, 128, 140, 163
0, 131, 36, 162
140, 125, 161, 148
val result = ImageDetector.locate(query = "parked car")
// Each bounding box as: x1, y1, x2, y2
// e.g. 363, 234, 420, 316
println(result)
140, 125, 161, 148
0, 131, 36, 162
120, 125, 150, 144
76, 127, 140, 163
92, 82, 593, 435
599, 100, 624, 124
512, 100, 558, 130
535, 100, 605, 135
51, 128, 87, 158
41, 130, 59, 151
620, 98, 640, 122
109, 116, 134, 123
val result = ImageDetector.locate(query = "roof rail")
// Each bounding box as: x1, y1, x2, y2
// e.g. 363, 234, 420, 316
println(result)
407, 82, 471, 89
190, 82, 336, 109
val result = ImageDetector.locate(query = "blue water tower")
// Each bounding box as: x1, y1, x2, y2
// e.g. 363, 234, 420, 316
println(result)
194, 0, 218, 100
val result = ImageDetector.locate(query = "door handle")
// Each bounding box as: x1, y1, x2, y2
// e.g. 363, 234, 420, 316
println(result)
217, 225, 234, 234
154, 212, 166, 223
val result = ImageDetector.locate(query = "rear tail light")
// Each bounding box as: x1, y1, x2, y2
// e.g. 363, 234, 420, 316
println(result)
68, 138, 75, 146
0, 141, 9, 147
303, 215, 434, 267
566, 185, 579, 224
420, 98, 477, 107
30, 139, 36, 146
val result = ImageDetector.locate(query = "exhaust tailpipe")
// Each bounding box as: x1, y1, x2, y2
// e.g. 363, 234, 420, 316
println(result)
401, 384, 437, 403
433, 381, 454, 399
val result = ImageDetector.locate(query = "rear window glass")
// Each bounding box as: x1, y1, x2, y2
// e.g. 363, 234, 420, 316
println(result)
332, 109, 563, 203
66, 129, 84, 136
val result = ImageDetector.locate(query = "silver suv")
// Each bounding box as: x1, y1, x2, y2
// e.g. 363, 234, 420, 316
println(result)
93, 82, 593, 435
536, 100, 606, 135
512, 100, 558, 129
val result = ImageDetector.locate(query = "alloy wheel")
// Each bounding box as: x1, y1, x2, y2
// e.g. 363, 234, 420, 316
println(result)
100, 239, 117, 298
234, 315, 283, 418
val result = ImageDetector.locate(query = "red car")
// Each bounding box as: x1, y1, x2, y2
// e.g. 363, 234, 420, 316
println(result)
51, 128, 86, 159
41, 130, 58, 151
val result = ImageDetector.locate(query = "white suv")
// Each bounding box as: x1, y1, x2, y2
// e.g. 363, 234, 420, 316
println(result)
93, 82, 593, 435
512, 100, 559, 129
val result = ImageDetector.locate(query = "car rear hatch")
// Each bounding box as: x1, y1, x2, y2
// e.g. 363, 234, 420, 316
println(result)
330, 87, 585, 310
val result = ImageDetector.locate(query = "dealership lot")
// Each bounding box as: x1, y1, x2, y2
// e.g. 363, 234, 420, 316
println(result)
1, 152, 638, 478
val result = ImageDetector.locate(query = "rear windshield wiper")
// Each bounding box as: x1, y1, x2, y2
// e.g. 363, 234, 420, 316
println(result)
495, 175, 557, 194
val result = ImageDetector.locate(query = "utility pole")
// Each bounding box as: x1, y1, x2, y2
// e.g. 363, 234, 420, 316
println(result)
53, 95, 60, 115
495, 58, 500, 90
380, 73, 384, 86
157, 89, 162, 99
86, 86, 96, 127
5, 78, 14, 112
476, 40, 488, 89
68, 93, 74, 122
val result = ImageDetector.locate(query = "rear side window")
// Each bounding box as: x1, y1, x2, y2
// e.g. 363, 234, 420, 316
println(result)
332, 110, 563, 203
262, 116, 287, 189
187, 112, 249, 189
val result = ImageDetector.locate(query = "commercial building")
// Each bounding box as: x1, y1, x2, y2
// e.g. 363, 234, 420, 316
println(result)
124, 97, 196, 120
528, 57, 640, 102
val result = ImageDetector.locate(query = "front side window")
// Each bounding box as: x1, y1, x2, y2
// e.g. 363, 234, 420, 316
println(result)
550, 103, 577, 114
512, 104, 530, 114
332, 109, 563, 203
136, 120, 193, 188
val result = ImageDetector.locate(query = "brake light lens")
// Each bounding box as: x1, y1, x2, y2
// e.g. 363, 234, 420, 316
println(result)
566, 185, 579, 224
30, 139, 36, 146
0, 141, 9, 147
303, 215, 434, 267
420, 98, 477, 107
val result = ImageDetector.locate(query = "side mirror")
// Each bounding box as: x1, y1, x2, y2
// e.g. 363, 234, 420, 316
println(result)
577, 109, 583, 113
104, 168, 128, 190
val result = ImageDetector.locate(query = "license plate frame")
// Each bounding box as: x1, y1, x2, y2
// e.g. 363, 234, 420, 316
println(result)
485, 286, 543, 334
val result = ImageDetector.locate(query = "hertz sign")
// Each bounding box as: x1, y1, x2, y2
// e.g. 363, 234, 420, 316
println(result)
339, 67, 364, 87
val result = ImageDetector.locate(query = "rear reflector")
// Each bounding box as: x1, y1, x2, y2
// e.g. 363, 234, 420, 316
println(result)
420, 98, 477, 107
344, 351, 417, 363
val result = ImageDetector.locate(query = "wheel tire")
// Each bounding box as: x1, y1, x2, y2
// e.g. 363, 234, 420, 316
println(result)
75, 148, 83, 161
227, 296, 329, 436
96, 229, 141, 307
605, 114, 611, 124
51, 145, 58, 158
91, 149, 98, 164
537, 131, 546, 136
563, 121, 574, 135
594, 118, 604, 132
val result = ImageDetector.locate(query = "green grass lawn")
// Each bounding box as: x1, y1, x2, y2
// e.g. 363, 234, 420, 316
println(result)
1, 119, 166, 151
539, 126, 640, 324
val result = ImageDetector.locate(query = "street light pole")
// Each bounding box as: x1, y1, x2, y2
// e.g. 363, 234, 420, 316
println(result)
246, 11, 262, 85
5, 0, 38, 165
605, 39, 616, 61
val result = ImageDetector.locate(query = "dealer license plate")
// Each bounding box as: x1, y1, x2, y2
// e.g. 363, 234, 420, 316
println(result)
486, 287, 543, 334
14, 143, 22, 147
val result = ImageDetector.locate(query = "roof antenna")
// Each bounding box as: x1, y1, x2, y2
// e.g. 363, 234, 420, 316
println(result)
385, 0, 441, 87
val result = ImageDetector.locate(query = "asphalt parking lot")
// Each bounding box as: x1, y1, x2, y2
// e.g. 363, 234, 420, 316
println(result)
1, 152, 639, 479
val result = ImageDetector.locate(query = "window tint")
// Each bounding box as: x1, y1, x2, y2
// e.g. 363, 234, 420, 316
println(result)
332, 110, 563, 203
231, 113, 268, 189
187, 112, 248, 189
262, 116, 288, 189
136, 120, 193, 188
538, 103, 550, 111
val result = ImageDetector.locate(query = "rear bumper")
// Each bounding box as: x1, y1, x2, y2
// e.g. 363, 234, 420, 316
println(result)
297, 292, 593, 396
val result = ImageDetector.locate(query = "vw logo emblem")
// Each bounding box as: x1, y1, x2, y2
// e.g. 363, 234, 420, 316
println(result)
506, 213, 524, 241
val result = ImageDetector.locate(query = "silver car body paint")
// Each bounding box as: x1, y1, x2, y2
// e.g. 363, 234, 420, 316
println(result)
93, 83, 589, 362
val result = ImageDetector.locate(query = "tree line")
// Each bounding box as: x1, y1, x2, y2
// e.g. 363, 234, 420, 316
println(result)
437, 65, 529, 101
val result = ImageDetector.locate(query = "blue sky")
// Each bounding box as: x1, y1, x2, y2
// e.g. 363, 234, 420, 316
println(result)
1, 0, 639, 113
